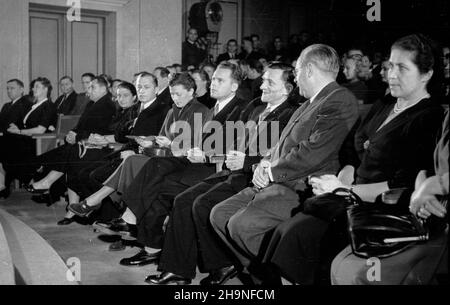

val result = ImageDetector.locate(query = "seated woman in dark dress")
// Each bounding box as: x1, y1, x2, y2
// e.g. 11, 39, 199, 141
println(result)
1, 77, 57, 188
260, 34, 445, 285
331, 110, 448, 285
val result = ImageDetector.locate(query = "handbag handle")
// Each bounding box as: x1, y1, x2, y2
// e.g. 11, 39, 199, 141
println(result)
332, 187, 363, 206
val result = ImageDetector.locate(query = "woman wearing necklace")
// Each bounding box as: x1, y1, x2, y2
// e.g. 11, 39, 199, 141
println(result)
259, 34, 445, 285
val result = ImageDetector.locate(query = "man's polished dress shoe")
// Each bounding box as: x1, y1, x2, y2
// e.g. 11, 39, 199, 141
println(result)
57, 217, 75, 226
119, 249, 160, 266
68, 200, 101, 217
145, 271, 191, 285
200, 265, 239, 286
94, 218, 137, 239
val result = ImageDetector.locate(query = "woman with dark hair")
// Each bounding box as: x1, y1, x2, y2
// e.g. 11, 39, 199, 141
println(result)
260, 34, 445, 285
1, 77, 57, 187
191, 69, 214, 108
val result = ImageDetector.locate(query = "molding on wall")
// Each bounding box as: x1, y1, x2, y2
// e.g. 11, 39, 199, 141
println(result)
81, 0, 131, 8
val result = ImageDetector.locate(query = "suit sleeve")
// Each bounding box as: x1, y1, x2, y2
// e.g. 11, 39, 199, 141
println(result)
270, 93, 359, 183
388, 106, 444, 189
75, 101, 116, 142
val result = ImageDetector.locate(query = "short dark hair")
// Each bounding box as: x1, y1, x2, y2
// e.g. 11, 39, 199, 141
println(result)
251, 34, 260, 41
228, 39, 238, 45
391, 33, 441, 94
81, 73, 95, 81
217, 62, 242, 86
154, 67, 171, 78
134, 71, 150, 78
99, 74, 113, 87
118, 81, 137, 96
137, 72, 158, 87
248, 58, 264, 74
34, 77, 53, 99
243, 36, 252, 43
60, 76, 74, 83
112, 79, 123, 85
7, 79, 24, 88
267, 62, 295, 92
169, 72, 197, 93
93, 76, 109, 88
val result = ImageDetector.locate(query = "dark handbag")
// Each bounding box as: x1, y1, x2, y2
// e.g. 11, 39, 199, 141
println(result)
347, 189, 429, 259
303, 187, 363, 222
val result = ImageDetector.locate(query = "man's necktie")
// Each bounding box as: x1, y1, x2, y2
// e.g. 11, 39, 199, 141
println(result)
213, 103, 220, 116
57, 95, 67, 110
258, 107, 272, 123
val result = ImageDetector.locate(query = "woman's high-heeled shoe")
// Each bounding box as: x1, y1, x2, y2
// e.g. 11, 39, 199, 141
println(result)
24, 184, 49, 194
68, 200, 101, 217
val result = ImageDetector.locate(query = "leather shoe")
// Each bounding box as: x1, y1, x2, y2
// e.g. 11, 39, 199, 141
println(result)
68, 200, 101, 217
57, 217, 75, 226
24, 184, 49, 194
145, 271, 191, 285
97, 219, 137, 240
200, 265, 238, 286
119, 249, 160, 266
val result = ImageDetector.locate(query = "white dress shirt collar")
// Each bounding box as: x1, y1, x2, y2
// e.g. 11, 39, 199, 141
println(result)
214, 94, 236, 114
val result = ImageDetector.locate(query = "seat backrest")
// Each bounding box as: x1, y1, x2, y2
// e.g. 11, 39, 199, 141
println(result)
56, 114, 81, 139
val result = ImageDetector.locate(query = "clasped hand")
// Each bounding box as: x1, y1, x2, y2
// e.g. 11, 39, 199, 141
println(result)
7, 123, 20, 134
310, 175, 350, 196
66, 131, 77, 144
225, 150, 246, 171
409, 171, 447, 219
87, 133, 108, 145
187, 147, 206, 163
252, 160, 271, 189
155, 136, 171, 148
135, 137, 153, 149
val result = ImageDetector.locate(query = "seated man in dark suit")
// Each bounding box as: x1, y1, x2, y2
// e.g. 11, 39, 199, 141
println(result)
216, 39, 239, 65
72, 73, 95, 115
0, 79, 32, 133
146, 63, 299, 285
210, 44, 359, 279
0, 78, 32, 198
96, 62, 248, 266
153, 67, 173, 106
54, 76, 78, 116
